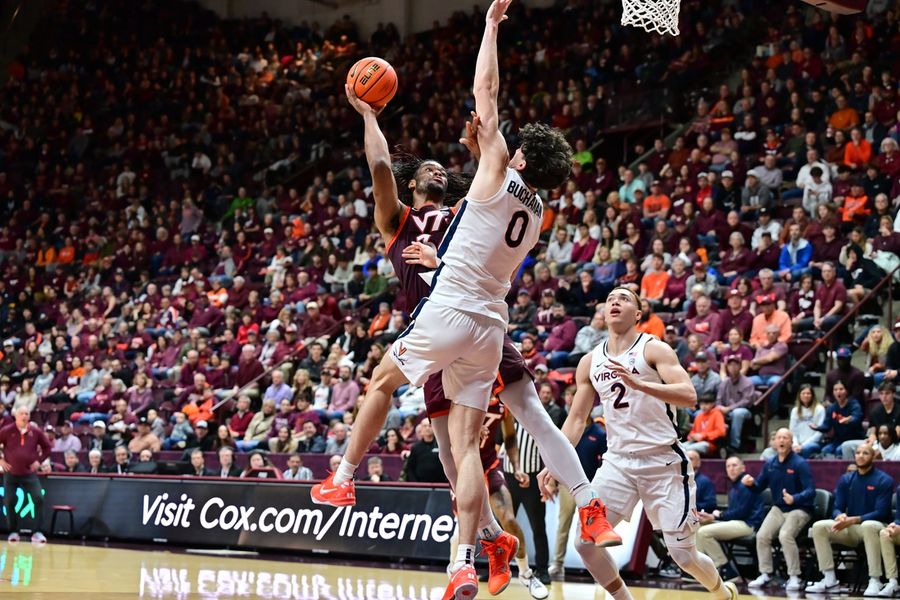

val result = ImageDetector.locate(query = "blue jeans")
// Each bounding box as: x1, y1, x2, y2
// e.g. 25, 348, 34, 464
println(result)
725, 407, 752, 450
76, 412, 109, 424
750, 374, 781, 413
808, 440, 844, 457
162, 438, 187, 450
76, 391, 96, 403
236, 440, 262, 452
509, 330, 529, 342
548, 351, 570, 369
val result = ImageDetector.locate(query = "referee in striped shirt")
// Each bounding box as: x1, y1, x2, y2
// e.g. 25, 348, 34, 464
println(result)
502, 420, 550, 584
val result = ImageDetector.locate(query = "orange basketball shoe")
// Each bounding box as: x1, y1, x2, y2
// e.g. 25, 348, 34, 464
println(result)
579, 498, 622, 547
441, 564, 478, 600
310, 472, 356, 507
479, 531, 518, 595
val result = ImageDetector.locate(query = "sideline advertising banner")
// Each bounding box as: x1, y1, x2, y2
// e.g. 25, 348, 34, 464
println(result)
29, 476, 454, 561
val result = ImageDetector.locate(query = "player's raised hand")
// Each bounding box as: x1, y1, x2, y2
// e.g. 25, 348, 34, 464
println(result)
459, 112, 482, 161
402, 241, 438, 268
741, 474, 755, 487
606, 359, 641, 390
486, 0, 513, 25
345, 84, 384, 117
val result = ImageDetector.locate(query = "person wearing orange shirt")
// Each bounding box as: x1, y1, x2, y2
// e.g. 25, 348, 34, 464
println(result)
682, 395, 726, 456
838, 183, 870, 227
56, 238, 76, 265
206, 279, 229, 309
367, 302, 392, 338
636, 298, 666, 339
35, 242, 56, 269
640, 254, 669, 305
642, 181, 671, 223
843, 127, 872, 171
749, 294, 792, 348
828, 96, 860, 130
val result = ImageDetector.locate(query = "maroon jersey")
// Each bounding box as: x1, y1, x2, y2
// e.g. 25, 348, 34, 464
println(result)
385, 204, 453, 313
479, 398, 506, 470
425, 336, 533, 419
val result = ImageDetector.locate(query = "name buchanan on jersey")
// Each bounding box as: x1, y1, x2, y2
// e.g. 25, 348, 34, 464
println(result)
507, 180, 542, 218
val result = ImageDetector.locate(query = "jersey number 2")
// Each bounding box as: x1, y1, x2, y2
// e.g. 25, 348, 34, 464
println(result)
505, 210, 528, 248
611, 382, 629, 409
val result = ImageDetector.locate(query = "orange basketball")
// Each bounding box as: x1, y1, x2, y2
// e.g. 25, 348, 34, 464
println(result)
347, 57, 398, 109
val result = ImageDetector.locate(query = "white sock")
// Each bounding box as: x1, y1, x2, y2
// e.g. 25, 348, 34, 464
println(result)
890, 578, 898, 585
610, 584, 634, 600
516, 556, 529, 576
823, 569, 837, 585
572, 483, 596, 508
872, 577, 882, 587
332, 458, 357, 484
451, 544, 476, 572
479, 519, 503, 541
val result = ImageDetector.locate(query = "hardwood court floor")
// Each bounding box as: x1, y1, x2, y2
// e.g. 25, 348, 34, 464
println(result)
0, 541, 854, 599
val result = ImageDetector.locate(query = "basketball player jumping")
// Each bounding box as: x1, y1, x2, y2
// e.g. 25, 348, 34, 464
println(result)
325, 76, 617, 594
313, 1, 614, 598
539, 287, 738, 600
447, 397, 549, 599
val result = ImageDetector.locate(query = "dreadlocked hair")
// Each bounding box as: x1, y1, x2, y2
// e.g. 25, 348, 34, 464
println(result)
519, 123, 573, 191
391, 152, 473, 207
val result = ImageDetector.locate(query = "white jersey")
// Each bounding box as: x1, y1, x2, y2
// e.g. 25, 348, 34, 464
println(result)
590, 332, 679, 455
426, 168, 543, 325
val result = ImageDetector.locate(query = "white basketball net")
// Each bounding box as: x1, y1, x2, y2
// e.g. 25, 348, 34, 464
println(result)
621, 0, 681, 36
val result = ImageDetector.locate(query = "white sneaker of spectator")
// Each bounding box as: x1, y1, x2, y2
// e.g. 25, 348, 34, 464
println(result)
879, 579, 900, 597
519, 570, 549, 600
806, 575, 840, 593
867, 579, 887, 597
31, 532, 47, 545
785, 576, 803, 591
748, 573, 771, 588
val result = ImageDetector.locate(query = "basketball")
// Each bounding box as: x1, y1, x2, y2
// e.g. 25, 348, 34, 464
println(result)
347, 57, 398, 108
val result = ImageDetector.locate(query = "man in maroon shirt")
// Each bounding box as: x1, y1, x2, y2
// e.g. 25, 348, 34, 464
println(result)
795, 261, 846, 332
716, 289, 754, 343
685, 295, 722, 346
0, 407, 51, 543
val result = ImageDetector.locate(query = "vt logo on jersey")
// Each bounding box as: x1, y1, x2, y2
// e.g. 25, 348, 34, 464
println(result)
412, 210, 446, 244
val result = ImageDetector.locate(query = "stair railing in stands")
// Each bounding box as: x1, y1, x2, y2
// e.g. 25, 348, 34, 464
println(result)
756, 261, 900, 442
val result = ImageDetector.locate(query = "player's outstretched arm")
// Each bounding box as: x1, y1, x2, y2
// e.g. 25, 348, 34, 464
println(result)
345, 84, 402, 240
469, 0, 511, 199
608, 340, 697, 408
559, 353, 596, 447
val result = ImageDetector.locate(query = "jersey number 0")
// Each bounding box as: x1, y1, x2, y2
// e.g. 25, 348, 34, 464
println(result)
504, 210, 528, 248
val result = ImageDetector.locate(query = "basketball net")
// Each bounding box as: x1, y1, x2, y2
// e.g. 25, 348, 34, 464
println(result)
620, 0, 681, 36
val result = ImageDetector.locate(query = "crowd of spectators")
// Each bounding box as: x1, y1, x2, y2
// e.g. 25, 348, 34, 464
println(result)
1, 0, 900, 485
0, 0, 757, 476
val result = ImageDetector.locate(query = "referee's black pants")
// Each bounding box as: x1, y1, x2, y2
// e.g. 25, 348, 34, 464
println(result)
3, 472, 44, 533
505, 472, 548, 572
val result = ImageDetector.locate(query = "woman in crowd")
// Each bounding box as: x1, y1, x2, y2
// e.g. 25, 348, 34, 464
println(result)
787, 273, 816, 327
763, 384, 825, 459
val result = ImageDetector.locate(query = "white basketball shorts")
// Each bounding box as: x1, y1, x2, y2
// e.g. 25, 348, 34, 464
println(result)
388, 299, 503, 412
592, 443, 700, 537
